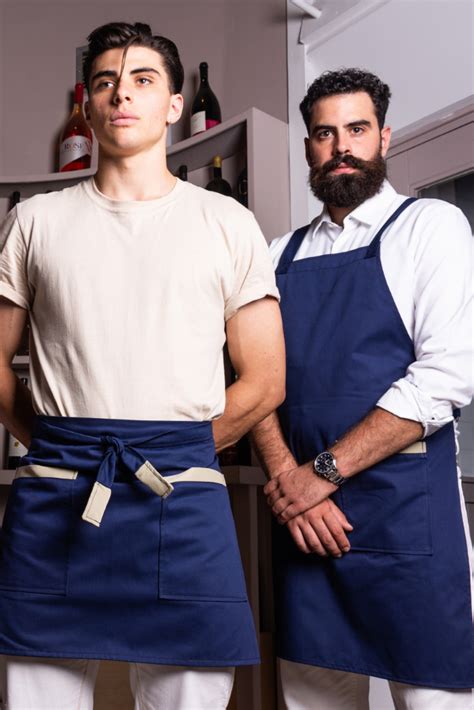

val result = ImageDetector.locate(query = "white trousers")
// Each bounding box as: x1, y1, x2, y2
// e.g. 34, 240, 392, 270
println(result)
0, 656, 235, 710
279, 660, 474, 710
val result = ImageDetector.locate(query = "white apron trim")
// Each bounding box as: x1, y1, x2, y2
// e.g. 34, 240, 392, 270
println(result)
14, 463, 226, 528
399, 441, 426, 454
14, 464, 78, 480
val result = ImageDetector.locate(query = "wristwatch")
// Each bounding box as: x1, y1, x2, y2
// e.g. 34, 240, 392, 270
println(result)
313, 451, 346, 486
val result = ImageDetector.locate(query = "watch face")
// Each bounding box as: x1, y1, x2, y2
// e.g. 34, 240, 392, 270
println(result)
316, 452, 335, 474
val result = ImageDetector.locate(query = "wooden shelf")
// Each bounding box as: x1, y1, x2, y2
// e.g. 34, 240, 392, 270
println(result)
12, 355, 29, 369
0, 470, 15, 485
222, 465, 266, 486
0, 167, 95, 185
0, 465, 265, 487
0, 108, 264, 182
0, 107, 290, 242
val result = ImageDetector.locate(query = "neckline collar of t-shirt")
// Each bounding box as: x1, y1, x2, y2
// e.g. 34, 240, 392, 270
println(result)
309, 180, 400, 241
83, 176, 186, 213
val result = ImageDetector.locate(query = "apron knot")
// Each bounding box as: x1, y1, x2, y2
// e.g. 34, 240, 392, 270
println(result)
101, 435, 125, 457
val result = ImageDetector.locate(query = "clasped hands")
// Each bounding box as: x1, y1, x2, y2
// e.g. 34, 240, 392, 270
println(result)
264, 462, 353, 558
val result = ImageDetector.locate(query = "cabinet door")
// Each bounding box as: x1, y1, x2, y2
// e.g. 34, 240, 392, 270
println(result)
418, 172, 473, 480
387, 110, 474, 482
387, 107, 473, 196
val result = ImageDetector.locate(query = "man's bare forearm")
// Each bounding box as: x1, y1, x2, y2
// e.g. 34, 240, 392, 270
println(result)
213, 378, 284, 453
330, 406, 423, 479
265, 406, 425, 524
213, 297, 286, 453
250, 411, 296, 478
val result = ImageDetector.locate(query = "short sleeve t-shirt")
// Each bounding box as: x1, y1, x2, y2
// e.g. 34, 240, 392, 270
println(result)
0, 178, 279, 420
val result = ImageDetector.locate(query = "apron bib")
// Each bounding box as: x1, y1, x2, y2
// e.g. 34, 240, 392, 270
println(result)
0, 416, 259, 666
274, 199, 474, 688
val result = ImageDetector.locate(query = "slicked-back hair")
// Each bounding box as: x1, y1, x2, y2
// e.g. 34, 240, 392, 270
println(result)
83, 21, 184, 94
300, 68, 391, 132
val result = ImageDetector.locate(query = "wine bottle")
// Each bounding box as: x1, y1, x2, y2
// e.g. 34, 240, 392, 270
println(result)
8, 190, 21, 211
205, 156, 232, 197
17, 321, 30, 356
7, 433, 27, 470
237, 167, 248, 207
190, 62, 221, 137
7, 376, 29, 469
59, 83, 92, 172
178, 165, 188, 181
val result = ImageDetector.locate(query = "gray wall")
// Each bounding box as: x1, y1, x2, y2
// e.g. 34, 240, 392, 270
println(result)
0, 0, 288, 175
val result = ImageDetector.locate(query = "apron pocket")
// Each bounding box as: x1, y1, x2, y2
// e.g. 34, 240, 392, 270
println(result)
339, 453, 432, 555
0, 470, 74, 594
158, 475, 248, 602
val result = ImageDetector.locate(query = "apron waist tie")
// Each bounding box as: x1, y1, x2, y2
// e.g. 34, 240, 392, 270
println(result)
82, 435, 174, 527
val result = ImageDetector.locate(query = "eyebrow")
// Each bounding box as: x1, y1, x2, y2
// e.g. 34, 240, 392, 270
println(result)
91, 67, 161, 83
311, 119, 372, 134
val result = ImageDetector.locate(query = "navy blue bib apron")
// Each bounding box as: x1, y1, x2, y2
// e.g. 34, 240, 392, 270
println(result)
0, 416, 259, 666
274, 199, 473, 688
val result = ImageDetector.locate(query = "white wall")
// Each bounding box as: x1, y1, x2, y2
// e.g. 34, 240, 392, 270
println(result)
288, 0, 474, 225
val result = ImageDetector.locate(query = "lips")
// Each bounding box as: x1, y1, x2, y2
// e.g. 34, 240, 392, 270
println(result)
110, 113, 139, 125
330, 165, 358, 174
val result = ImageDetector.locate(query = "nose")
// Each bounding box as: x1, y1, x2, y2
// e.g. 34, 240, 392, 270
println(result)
112, 79, 132, 105
333, 133, 350, 157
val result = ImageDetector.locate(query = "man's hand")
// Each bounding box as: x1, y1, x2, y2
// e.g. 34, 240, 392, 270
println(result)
286, 499, 353, 556
264, 461, 337, 523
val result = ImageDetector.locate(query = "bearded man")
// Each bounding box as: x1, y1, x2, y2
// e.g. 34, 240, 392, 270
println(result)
252, 68, 474, 709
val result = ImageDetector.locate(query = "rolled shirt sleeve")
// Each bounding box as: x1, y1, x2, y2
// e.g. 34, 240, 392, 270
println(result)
0, 206, 32, 309
377, 202, 473, 437
224, 208, 280, 321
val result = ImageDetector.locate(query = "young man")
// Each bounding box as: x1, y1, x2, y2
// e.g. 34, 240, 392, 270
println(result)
0, 22, 285, 710
252, 69, 473, 709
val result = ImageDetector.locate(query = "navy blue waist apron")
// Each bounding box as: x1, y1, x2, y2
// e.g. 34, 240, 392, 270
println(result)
0, 416, 259, 666
274, 198, 473, 689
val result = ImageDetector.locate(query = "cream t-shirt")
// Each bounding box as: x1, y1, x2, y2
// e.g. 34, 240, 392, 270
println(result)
0, 178, 279, 420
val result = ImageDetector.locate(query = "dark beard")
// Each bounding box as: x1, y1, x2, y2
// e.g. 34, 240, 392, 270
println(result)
309, 151, 387, 208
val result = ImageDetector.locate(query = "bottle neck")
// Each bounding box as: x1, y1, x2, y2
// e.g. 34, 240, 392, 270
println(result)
74, 83, 84, 105
213, 166, 222, 178
199, 64, 209, 85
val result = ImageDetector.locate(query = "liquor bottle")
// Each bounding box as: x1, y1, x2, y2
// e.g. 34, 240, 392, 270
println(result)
190, 62, 221, 137
178, 165, 188, 181
205, 156, 232, 197
7, 433, 27, 470
59, 83, 92, 172
7, 376, 29, 469
237, 167, 248, 208
8, 190, 21, 211
17, 321, 30, 356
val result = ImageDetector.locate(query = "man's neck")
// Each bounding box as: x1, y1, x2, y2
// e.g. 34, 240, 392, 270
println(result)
326, 204, 357, 227
94, 147, 176, 201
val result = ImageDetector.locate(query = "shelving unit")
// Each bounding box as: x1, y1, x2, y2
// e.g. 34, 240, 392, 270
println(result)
0, 107, 290, 243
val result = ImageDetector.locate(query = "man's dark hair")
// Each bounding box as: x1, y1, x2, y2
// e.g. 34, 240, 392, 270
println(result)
300, 68, 391, 132
83, 21, 184, 94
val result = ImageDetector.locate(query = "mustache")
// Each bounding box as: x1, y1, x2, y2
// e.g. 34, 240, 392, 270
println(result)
318, 153, 369, 176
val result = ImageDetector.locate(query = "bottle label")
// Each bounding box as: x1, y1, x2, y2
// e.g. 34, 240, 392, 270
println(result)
59, 135, 92, 170
206, 119, 220, 130
7, 434, 28, 461
191, 111, 206, 136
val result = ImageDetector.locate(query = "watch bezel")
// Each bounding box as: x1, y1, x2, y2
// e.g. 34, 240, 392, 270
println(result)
313, 451, 345, 486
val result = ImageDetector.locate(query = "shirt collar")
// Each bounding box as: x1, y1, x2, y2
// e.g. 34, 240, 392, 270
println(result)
310, 180, 398, 239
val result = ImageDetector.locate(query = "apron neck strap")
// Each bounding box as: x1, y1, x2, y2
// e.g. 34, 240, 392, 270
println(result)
365, 197, 418, 258
276, 225, 310, 275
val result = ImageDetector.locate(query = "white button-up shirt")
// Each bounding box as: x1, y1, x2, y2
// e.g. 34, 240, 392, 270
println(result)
270, 181, 473, 437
